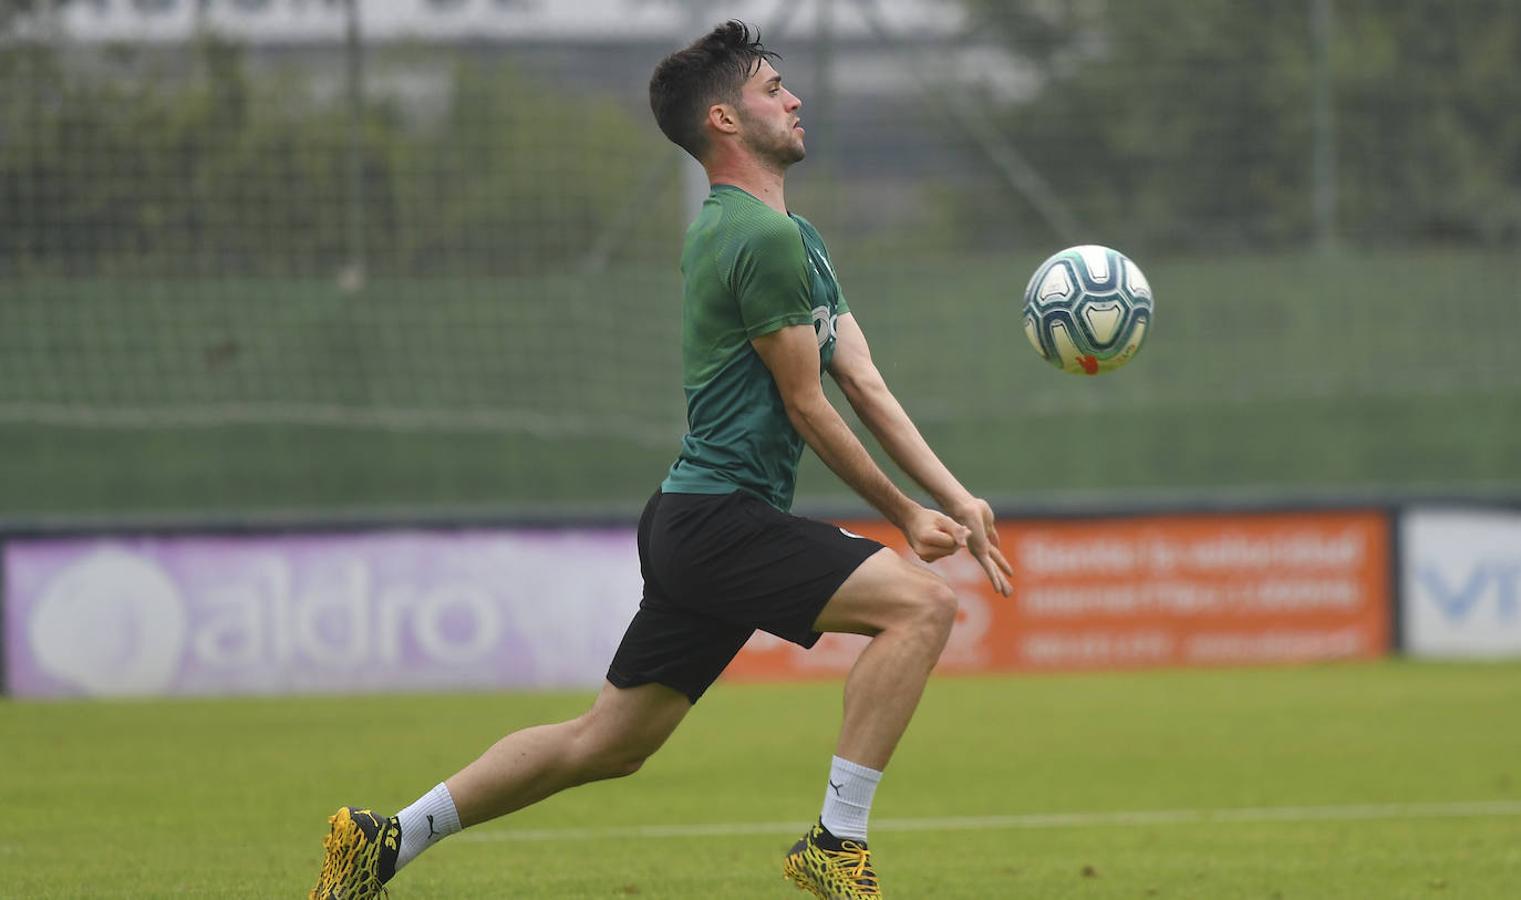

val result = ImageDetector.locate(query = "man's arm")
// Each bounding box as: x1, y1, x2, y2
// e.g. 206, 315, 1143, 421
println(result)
828, 313, 1014, 595
750, 323, 968, 563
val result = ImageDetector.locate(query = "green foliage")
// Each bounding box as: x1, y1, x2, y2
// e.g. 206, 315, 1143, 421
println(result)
963, 0, 1521, 251
0, 0, 47, 29
0, 38, 673, 276
386, 56, 673, 275
1334, 0, 1521, 244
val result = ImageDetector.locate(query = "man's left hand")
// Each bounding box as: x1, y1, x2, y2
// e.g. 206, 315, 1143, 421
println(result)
950, 497, 1014, 597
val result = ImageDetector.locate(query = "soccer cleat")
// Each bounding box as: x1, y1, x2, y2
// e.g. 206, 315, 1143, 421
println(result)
310, 806, 401, 900
783, 821, 882, 899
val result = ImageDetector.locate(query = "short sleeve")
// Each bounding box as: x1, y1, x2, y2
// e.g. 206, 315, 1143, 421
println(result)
727, 218, 815, 340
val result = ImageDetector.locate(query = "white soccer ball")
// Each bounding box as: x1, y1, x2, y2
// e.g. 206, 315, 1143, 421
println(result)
1022, 245, 1153, 375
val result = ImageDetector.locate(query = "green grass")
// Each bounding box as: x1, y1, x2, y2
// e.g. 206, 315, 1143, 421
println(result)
3, 661, 1519, 897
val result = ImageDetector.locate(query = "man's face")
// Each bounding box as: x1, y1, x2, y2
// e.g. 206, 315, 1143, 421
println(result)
734, 59, 805, 167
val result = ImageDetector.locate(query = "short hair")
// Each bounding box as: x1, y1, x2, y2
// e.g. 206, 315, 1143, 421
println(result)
649, 20, 781, 161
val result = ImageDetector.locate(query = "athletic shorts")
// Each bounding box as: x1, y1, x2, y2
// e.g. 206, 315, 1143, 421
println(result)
606, 489, 885, 704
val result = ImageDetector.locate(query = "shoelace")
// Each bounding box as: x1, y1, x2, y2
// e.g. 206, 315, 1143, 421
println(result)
828, 841, 880, 894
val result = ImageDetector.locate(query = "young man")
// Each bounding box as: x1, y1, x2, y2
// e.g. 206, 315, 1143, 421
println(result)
310, 20, 1012, 900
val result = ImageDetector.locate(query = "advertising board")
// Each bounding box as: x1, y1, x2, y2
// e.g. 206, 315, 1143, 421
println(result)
3, 530, 642, 698
1401, 509, 1521, 658
727, 511, 1392, 681
3, 509, 1396, 697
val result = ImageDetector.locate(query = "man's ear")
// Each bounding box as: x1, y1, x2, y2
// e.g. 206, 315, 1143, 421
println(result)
707, 102, 740, 137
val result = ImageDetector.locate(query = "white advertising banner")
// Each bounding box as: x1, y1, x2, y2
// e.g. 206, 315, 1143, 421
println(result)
4, 529, 644, 698
1402, 509, 1521, 658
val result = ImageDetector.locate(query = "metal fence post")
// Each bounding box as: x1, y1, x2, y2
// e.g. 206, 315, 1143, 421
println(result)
1312, 0, 1338, 254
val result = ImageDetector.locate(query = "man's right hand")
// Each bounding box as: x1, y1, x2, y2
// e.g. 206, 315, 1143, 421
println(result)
901, 506, 970, 563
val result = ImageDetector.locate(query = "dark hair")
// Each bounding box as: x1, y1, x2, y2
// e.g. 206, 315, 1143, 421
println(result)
649, 20, 781, 161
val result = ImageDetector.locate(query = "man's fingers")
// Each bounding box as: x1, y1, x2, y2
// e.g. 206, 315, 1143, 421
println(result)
976, 551, 1012, 597
992, 545, 1014, 578
934, 516, 969, 548
970, 537, 1014, 596
914, 539, 958, 563
922, 528, 957, 548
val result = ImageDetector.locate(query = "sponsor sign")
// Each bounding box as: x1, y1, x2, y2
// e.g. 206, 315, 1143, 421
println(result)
1, 509, 1397, 697
1402, 509, 1521, 658
3, 530, 642, 698
727, 511, 1391, 680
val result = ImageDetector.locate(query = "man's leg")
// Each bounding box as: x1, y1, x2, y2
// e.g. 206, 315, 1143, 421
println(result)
310, 681, 691, 900
446, 679, 692, 826
783, 547, 955, 898
813, 546, 958, 770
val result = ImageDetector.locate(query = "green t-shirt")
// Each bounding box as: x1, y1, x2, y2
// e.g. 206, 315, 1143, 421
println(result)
660, 184, 849, 512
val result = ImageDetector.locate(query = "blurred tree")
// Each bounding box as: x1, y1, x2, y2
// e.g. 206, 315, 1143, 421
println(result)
1334, 0, 1521, 245
0, 0, 45, 29
962, 0, 1521, 250
388, 58, 672, 275
0, 38, 672, 277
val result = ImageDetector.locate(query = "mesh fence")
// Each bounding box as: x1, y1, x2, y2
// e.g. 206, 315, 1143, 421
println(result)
1, 0, 1518, 519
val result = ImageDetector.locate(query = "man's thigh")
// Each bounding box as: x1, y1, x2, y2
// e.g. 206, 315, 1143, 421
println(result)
581, 680, 694, 757
810, 546, 950, 636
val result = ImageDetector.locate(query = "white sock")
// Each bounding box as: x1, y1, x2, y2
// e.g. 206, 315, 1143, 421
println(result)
819, 755, 882, 842
395, 782, 462, 872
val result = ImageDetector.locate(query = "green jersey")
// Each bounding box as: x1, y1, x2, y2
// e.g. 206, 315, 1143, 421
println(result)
660, 184, 849, 512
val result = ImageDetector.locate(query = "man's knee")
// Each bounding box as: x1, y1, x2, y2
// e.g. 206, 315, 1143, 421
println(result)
882, 565, 958, 637
587, 748, 648, 780
561, 682, 690, 784
568, 715, 659, 781
915, 575, 959, 639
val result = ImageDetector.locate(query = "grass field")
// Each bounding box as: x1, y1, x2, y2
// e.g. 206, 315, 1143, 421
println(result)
3, 661, 1519, 898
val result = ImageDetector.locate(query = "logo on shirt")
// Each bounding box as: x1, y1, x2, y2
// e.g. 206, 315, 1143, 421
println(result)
806, 244, 840, 350
812, 306, 838, 349
807, 247, 837, 282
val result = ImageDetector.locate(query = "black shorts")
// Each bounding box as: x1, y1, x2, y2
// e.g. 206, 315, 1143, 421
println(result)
606, 490, 885, 704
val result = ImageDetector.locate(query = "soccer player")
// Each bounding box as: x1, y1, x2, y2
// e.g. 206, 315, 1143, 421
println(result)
310, 20, 1013, 900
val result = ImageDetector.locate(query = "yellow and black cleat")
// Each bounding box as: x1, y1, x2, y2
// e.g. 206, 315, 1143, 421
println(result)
783, 820, 882, 899
310, 806, 401, 900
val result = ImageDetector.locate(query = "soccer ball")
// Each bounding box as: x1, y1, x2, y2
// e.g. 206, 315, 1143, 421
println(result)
1022, 245, 1153, 375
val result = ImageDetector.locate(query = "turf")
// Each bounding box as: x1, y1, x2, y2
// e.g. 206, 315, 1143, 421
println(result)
2, 661, 1519, 898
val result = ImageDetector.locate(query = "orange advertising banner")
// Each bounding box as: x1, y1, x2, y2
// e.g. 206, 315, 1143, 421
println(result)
725, 510, 1391, 682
